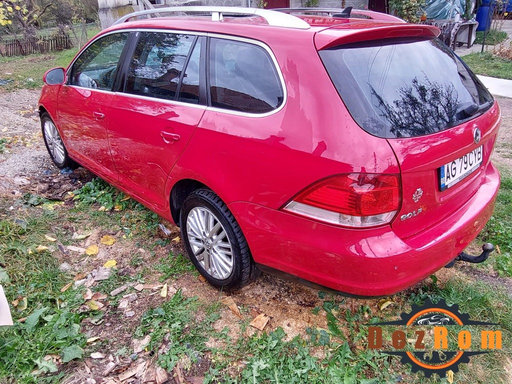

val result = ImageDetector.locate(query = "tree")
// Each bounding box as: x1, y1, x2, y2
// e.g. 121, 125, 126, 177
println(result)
0, 0, 53, 40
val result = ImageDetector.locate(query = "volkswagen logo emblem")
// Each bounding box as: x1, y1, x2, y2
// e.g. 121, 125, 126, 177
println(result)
473, 127, 481, 144
412, 188, 423, 203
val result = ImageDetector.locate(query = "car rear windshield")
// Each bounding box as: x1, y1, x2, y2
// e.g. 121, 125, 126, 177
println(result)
319, 38, 493, 138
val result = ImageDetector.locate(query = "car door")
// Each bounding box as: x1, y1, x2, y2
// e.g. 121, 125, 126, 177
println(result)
57, 32, 130, 181
107, 32, 206, 210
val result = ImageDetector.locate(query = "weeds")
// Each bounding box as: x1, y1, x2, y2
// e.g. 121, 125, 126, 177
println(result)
0, 216, 87, 383
73, 178, 136, 211
155, 252, 196, 281
135, 290, 219, 371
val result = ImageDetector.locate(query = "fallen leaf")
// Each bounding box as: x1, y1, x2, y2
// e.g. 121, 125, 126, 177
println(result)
104, 259, 117, 268
87, 336, 100, 344
221, 296, 242, 318
250, 313, 270, 331
85, 245, 99, 256
101, 235, 116, 246
120, 195, 130, 201
67, 245, 86, 254
91, 292, 107, 301
74, 272, 88, 281
378, 299, 393, 311
198, 275, 206, 283
17, 297, 28, 311
44, 235, 57, 242
60, 282, 73, 293
114, 205, 123, 211
98, 206, 107, 212
496, 244, 501, 254
160, 283, 168, 298
447, 370, 454, 383
72, 232, 91, 240
87, 300, 104, 310
172, 236, 180, 243
36, 245, 49, 253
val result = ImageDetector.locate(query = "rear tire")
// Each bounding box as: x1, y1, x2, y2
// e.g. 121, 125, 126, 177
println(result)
41, 112, 76, 169
180, 189, 257, 289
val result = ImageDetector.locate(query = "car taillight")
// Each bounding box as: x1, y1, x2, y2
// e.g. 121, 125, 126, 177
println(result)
283, 173, 401, 227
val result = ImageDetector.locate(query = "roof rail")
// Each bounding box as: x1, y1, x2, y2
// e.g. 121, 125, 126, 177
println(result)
112, 6, 310, 29
275, 7, 353, 18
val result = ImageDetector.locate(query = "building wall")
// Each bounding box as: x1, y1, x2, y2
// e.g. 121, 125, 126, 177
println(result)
98, 0, 370, 29
289, 0, 368, 8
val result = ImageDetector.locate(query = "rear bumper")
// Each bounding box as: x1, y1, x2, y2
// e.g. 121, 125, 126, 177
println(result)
229, 163, 500, 296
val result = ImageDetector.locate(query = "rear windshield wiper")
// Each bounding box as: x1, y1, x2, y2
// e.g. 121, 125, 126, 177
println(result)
455, 100, 492, 120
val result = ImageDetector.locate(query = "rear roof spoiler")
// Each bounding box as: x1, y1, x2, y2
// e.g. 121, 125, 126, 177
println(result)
315, 24, 441, 50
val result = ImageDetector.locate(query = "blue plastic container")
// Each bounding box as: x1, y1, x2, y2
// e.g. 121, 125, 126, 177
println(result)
476, 5, 491, 31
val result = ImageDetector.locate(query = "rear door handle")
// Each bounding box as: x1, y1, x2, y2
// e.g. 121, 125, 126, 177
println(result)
160, 131, 180, 144
93, 111, 105, 120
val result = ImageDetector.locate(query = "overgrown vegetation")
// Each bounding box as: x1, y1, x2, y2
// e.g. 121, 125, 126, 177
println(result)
461, 52, 512, 80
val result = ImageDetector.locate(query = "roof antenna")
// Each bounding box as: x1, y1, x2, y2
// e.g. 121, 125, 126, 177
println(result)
333, 6, 352, 18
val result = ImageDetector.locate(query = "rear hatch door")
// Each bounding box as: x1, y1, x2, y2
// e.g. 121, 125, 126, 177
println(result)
317, 27, 500, 238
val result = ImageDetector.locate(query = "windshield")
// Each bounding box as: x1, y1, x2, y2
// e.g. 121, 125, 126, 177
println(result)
319, 38, 493, 138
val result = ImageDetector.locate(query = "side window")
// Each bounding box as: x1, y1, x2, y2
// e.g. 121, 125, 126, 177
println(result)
70, 33, 128, 90
125, 32, 195, 101
178, 37, 202, 105
209, 38, 284, 114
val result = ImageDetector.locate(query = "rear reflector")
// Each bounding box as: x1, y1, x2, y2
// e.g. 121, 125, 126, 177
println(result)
283, 173, 401, 227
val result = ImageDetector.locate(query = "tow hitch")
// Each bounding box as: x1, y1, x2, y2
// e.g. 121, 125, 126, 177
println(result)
445, 243, 494, 268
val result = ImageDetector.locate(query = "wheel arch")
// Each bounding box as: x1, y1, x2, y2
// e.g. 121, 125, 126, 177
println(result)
169, 178, 210, 225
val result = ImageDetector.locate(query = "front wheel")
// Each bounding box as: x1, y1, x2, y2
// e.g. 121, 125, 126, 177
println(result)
180, 189, 257, 289
41, 112, 76, 169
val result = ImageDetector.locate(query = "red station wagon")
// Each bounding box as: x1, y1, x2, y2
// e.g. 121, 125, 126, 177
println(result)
39, 7, 501, 296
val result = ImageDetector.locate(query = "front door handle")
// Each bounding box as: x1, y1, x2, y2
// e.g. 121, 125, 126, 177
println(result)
160, 131, 180, 144
93, 111, 105, 120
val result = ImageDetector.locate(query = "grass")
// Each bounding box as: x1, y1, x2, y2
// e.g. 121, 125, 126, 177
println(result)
2, 173, 512, 383
479, 172, 512, 276
135, 290, 220, 372
475, 30, 509, 45
461, 52, 512, 80
0, 26, 100, 92
0, 213, 88, 383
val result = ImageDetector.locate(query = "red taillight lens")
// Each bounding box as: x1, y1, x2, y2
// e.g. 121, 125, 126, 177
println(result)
283, 174, 401, 227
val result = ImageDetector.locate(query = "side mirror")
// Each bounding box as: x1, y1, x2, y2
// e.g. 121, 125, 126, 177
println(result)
43, 67, 66, 85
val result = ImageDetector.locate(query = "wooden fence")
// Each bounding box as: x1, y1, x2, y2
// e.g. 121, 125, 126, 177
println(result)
0, 35, 73, 57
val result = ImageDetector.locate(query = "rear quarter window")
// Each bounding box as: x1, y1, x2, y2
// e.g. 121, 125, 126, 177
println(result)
319, 38, 493, 138
209, 38, 284, 114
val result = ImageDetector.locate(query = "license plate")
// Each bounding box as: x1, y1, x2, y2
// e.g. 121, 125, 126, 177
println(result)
439, 146, 483, 191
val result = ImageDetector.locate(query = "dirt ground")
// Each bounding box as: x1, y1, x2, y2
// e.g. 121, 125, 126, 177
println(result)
1, 90, 511, 383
